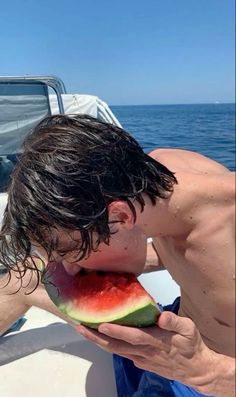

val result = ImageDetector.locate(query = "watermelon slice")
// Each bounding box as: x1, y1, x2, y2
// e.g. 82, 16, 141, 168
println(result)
44, 262, 161, 329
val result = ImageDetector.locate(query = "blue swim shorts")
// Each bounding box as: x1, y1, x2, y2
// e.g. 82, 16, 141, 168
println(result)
113, 297, 214, 397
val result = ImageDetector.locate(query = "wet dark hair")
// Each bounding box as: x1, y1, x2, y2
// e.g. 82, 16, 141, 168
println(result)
0, 114, 177, 286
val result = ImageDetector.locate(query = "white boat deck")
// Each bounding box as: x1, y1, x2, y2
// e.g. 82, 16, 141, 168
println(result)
0, 307, 117, 397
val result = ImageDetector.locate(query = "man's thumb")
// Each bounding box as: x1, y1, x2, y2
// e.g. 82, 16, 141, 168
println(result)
157, 311, 189, 335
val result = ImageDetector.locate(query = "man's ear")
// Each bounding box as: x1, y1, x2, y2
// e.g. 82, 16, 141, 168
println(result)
108, 201, 135, 230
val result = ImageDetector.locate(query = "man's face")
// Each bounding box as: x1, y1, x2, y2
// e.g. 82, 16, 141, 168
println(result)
32, 224, 147, 276
31, 201, 148, 276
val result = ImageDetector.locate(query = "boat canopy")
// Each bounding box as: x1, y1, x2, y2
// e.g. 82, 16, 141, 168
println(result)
50, 94, 121, 128
0, 75, 121, 192
0, 93, 121, 156
0, 87, 121, 157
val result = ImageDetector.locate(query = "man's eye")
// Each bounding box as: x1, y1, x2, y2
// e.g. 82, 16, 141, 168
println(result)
57, 250, 79, 259
57, 251, 68, 257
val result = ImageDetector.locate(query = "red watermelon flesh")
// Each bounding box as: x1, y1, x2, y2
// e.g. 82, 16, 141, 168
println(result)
44, 261, 161, 329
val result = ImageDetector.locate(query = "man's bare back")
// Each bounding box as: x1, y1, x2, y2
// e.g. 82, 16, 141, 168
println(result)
150, 148, 235, 357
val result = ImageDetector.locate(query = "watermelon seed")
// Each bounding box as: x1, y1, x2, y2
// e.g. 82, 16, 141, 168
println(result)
97, 271, 106, 276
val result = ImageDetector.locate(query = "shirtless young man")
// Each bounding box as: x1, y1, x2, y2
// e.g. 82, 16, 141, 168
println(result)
0, 115, 235, 397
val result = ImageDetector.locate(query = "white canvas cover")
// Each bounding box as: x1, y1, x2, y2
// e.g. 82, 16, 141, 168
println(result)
0, 93, 121, 156
0, 93, 122, 192
49, 94, 122, 128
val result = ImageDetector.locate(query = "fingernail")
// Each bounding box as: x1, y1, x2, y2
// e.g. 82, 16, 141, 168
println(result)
99, 326, 109, 334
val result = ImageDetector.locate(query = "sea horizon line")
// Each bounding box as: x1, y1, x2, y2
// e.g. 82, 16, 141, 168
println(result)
110, 102, 235, 107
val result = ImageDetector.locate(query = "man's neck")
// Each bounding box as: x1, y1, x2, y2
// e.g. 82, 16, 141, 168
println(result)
136, 184, 198, 238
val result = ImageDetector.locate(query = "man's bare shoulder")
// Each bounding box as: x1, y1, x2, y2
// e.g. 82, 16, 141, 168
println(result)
148, 148, 230, 175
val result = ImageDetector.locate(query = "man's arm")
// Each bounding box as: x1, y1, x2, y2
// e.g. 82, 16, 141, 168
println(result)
0, 268, 74, 335
197, 351, 235, 397
143, 241, 166, 273
0, 271, 31, 335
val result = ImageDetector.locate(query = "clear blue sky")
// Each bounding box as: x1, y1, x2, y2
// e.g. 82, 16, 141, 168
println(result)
0, 0, 235, 105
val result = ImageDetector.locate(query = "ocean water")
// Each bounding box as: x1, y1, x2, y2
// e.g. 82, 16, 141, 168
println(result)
111, 103, 235, 171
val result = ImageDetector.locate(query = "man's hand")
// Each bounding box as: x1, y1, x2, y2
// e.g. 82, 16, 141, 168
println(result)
76, 312, 234, 396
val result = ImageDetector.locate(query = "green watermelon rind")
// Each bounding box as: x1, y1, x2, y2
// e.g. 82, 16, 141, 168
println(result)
56, 298, 161, 329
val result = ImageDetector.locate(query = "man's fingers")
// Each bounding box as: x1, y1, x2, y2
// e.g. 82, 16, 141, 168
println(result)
78, 322, 155, 347
157, 311, 194, 336
76, 324, 151, 357
98, 323, 164, 346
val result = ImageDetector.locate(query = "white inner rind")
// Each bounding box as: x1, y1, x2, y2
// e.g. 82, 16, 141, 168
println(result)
58, 297, 157, 323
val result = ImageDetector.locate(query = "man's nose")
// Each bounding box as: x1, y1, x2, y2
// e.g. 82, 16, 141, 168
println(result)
61, 259, 82, 275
